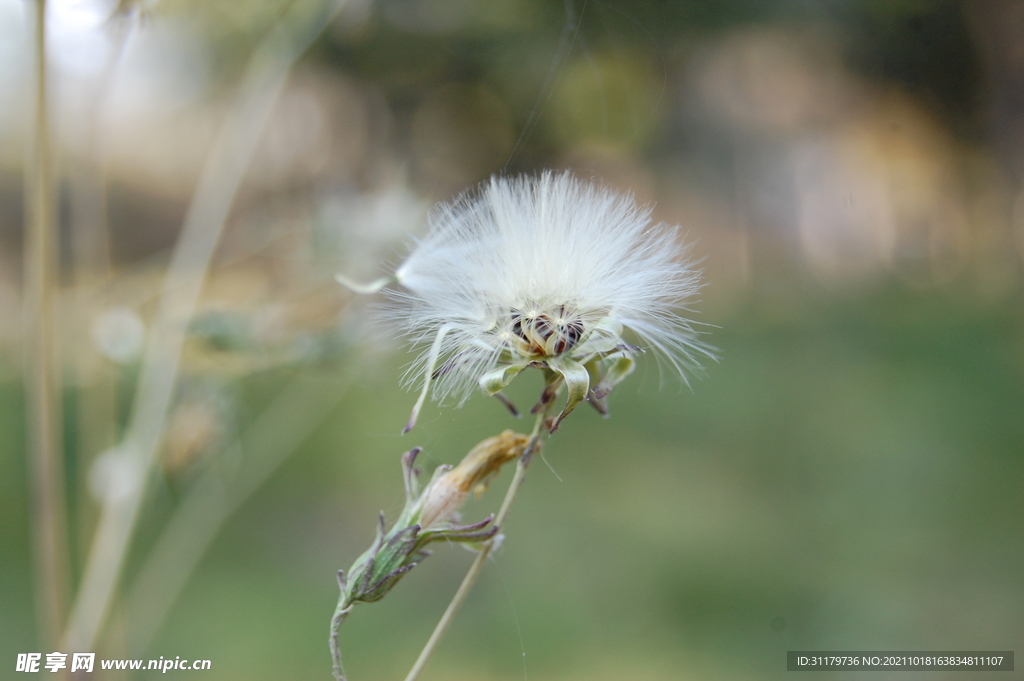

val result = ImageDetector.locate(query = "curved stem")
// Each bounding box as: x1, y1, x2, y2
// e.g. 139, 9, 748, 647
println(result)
330, 602, 353, 681
402, 410, 548, 681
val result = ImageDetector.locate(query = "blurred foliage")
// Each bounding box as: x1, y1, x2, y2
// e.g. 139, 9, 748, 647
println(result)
3, 282, 1023, 680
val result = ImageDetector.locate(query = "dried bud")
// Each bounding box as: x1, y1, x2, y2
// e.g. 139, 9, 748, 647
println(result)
419, 430, 532, 528
337, 431, 532, 609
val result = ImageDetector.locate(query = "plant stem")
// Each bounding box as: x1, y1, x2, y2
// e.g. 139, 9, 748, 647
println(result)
68, 3, 132, 515
24, 0, 69, 649
330, 603, 353, 681
402, 410, 548, 681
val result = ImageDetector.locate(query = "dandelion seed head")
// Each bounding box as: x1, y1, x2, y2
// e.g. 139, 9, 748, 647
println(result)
381, 171, 713, 421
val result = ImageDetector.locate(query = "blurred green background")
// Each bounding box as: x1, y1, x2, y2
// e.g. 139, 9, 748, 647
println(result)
1, 0, 1023, 679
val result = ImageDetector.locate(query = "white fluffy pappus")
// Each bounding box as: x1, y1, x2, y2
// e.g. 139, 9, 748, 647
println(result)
340, 171, 715, 433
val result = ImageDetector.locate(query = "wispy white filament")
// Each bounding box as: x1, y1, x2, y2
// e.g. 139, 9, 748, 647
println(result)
386, 171, 714, 411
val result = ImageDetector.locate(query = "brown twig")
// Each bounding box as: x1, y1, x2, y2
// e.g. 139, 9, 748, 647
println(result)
24, 0, 70, 650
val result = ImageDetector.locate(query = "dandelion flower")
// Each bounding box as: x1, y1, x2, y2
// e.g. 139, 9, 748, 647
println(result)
340, 171, 714, 432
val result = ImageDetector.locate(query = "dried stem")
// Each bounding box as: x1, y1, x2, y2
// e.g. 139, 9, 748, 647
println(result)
68, 7, 134, 451
68, 7, 134, 580
24, 0, 70, 649
401, 408, 549, 681
62, 0, 348, 653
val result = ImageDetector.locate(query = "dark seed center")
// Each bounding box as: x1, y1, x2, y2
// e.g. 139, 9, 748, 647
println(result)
507, 305, 584, 357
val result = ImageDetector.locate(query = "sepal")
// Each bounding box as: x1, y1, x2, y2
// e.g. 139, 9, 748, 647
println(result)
546, 356, 590, 432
